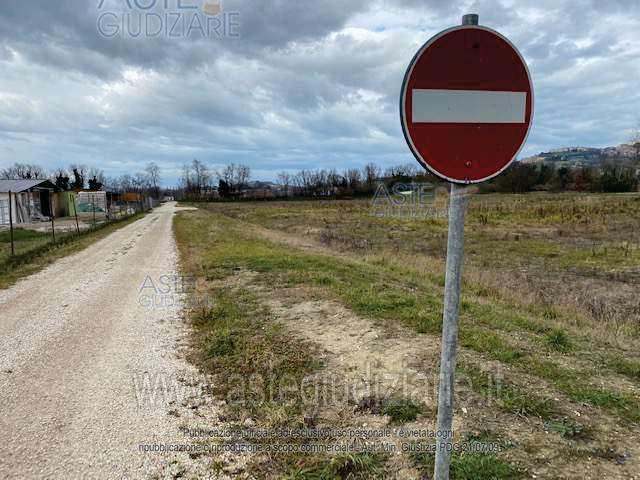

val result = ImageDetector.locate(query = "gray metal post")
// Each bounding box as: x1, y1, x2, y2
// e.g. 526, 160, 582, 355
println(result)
462, 13, 479, 25
434, 183, 468, 479
8, 190, 14, 256
50, 190, 56, 243
92, 196, 96, 228
433, 13, 477, 480
72, 194, 80, 234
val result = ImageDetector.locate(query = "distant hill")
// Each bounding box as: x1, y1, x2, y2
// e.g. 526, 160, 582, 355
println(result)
521, 143, 639, 168
246, 180, 278, 190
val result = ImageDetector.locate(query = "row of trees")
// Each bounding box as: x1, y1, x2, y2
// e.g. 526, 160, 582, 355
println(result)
484, 163, 639, 194
178, 159, 444, 200
180, 159, 252, 199
178, 156, 640, 202
105, 163, 161, 198
0, 162, 162, 198
274, 164, 420, 197
4, 156, 638, 204
275, 162, 639, 198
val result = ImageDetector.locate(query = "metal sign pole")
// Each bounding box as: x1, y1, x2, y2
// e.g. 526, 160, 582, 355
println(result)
434, 183, 468, 479
433, 13, 477, 480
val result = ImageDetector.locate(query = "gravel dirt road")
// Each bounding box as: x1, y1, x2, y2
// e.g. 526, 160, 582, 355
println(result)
0, 203, 202, 479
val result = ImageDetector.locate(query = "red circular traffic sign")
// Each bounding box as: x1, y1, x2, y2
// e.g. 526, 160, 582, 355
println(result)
400, 25, 534, 184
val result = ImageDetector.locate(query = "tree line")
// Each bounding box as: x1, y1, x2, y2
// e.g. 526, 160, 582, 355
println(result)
178, 157, 639, 202
178, 159, 440, 200
0, 162, 162, 198
3, 156, 638, 204
482, 162, 639, 194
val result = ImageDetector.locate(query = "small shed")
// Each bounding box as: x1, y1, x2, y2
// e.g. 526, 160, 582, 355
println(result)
55, 191, 78, 218
0, 179, 57, 225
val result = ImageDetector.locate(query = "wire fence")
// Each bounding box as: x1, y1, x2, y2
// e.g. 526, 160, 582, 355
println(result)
0, 193, 154, 265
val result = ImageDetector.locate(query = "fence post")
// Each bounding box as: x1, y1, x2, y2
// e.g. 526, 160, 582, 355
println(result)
72, 194, 80, 234
92, 196, 96, 228
8, 190, 15, 256
50, 190, 56, 243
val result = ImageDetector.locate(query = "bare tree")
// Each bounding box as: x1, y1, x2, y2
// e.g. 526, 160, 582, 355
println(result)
189, 159, 211, 196
327, 169, 342, 191
292, 170, 308, 196
277, 171, 292, 197
0, 163, 47, 180
180, 164, 194, 194
119, 174, 135, 192
386, 164, 418, 179
364, 163, 380, 187
103, 176, 120, 192
632, 121, 640, 164
145, 162, 161, 199
217, 163, 251, 195
234, 164, 251, 190
344, 168, 362, 191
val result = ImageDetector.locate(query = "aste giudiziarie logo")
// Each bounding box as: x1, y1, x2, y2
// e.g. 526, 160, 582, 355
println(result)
97, 0, 240, 39
370, 182, 450, 219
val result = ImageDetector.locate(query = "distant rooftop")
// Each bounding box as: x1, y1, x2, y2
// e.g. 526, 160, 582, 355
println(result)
0, 179, 55, 193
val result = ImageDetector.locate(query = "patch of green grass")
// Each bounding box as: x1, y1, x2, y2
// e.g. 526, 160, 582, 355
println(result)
460, 365, 556, 419
606, 357, 640, 381
545, 327, 573, 352
544, 418, 591, 440
286, 452, 387, 480
410, 446, 523, 480
497, 388, 555, 419
0, 228, 50, 242
463, 302, 549, 335
381, 396, 422, 424
563, 385, 638, 416
527, 358, 640, 422
542, 306, 560, 321
460, 328, 524, 364
206, 329, 237, 357
190, 288, 320, 412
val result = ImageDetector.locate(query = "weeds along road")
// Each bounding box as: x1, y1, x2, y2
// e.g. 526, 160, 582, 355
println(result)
0, 202, 195, 479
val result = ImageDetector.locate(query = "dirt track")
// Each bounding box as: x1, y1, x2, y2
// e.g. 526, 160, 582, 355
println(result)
0, 203, 199, 479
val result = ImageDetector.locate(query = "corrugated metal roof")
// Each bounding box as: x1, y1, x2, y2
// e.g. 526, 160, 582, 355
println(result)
0, 179, 54, 193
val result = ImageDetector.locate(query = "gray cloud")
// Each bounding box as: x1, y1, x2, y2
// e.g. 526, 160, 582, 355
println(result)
0, 0, 639, 183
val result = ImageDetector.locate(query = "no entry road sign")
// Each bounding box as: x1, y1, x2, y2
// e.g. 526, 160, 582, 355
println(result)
401, 15, 535, 480
400, 24, 533, 183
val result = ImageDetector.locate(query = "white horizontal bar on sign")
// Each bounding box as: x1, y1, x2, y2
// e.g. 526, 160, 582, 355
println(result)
412, 89, 527, 123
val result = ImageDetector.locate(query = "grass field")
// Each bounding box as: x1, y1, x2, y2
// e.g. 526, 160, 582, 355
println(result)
174, 192, 640, 479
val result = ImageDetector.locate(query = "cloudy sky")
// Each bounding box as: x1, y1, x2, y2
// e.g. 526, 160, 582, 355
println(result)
0, 0, 639, 185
